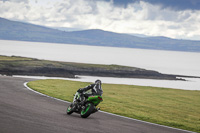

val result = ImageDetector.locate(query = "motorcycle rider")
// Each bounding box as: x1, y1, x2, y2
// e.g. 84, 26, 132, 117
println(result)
74, 79, 103, 105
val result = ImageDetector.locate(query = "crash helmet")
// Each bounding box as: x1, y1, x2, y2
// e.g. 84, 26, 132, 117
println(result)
94, 79, 103, 95
95, 79, 101, 85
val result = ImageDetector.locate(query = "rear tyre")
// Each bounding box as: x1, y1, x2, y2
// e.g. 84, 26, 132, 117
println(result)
66, 103, 74, 115
80, 103, 94, 118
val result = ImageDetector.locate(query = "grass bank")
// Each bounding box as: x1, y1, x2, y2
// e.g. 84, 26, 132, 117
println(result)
27, 79, 200, 132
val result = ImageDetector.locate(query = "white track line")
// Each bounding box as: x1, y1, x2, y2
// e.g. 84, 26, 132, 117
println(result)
24, 82, 195, 133
24, 82, 70, 103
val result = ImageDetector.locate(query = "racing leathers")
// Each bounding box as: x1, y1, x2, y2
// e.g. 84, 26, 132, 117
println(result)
74, 80, 103, 105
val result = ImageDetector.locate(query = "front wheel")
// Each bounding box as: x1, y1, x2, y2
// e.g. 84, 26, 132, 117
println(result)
80, 103, 94, 118
66, 103, 74, 115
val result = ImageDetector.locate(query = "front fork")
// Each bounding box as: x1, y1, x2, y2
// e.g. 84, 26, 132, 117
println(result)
73, 92, 87, 112
73, 92, 86, 105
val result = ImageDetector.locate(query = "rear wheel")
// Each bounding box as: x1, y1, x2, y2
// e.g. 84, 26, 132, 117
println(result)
80, 103, 94, 118
66, 103, 74, 115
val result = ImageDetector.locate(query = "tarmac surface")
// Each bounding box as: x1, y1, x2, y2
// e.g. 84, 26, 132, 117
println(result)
0, 75, 194, 133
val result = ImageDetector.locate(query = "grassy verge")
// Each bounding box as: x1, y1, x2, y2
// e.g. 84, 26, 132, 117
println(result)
27, 79, 200, 132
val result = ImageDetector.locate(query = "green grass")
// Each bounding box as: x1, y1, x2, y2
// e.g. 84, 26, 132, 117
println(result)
27, 79, 200, 132
0, 55, 33, 61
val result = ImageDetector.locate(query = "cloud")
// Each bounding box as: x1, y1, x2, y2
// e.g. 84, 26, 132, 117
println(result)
108, 0, 200, 10
0, 0, 200, 40
141, 0, 200, 10
0, 0, 30, 20
2, 0, 28, 3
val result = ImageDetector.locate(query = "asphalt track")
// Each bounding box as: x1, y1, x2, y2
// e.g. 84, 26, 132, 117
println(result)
0, 75, 195, 133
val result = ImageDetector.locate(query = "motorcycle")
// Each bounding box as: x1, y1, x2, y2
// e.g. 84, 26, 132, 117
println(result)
66, 92, 103, 118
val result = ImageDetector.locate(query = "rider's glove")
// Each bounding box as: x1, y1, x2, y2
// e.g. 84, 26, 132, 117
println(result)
77, 88, 83, 93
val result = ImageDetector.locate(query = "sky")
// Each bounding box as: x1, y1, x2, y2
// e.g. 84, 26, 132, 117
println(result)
0, 0, 200, 40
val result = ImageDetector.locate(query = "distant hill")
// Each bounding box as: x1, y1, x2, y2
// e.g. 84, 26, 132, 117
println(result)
0, 17, 200, 52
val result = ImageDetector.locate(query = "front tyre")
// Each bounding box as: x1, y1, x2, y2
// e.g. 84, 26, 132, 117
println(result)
80, 103, 94, 118
66, 103, 74, 115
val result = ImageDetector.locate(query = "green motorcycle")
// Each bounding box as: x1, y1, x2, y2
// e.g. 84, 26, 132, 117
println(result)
66, 92, 103, 118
